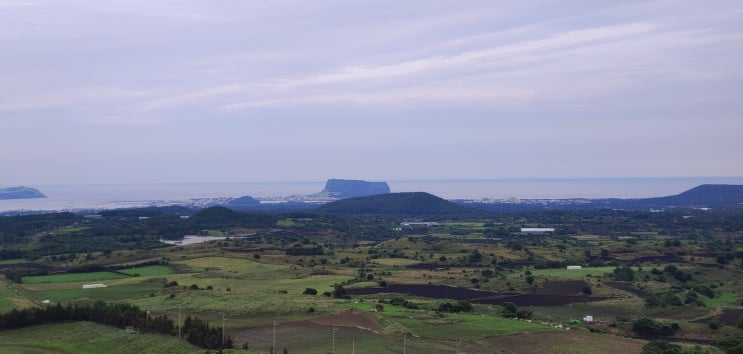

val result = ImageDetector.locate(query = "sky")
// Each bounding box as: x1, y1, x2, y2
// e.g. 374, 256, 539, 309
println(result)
1, 0, 742, 185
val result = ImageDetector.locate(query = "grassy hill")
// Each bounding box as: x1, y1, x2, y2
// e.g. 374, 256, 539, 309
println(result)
316, 192, 475, 216
0, 322, 211, 354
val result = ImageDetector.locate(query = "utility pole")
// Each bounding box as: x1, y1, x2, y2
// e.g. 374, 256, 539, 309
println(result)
352, 338, 355, 354
332, 325, 338, 354
222, 313, 226, 347
403, 333, 408, 354
178, 307, 182, 339
273, 320, 277, 353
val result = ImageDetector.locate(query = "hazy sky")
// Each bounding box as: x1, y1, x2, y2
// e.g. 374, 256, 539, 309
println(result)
2, 0, 742, 185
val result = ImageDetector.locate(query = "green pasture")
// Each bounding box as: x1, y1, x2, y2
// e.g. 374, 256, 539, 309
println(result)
374, 258, 421, 266
0, 259, 26, 265
129, 274, 351, 314
0, 322, 208, 354
22, 271, 128, 284
277, 218, 296, 227
0, 279, 36, 312
34, 284, 163, 303
343, 301, 554, 340
56, 226, 89, 234
175, 256, 287, 273
528, 266, 618, 280
703, 292, 738, 308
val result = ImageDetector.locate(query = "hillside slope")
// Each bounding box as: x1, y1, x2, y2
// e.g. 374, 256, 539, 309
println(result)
316, 192, 474, 216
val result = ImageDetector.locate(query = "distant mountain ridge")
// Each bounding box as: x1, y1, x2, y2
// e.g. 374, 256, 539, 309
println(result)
641, 184, 743, 207
467, 184, 743, 211
312, 179, 390, 199
316, 192, 474, 216
0, 186, 46, 200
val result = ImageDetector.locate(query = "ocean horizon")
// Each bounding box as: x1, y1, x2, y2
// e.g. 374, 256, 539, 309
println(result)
2, 176, 743, 213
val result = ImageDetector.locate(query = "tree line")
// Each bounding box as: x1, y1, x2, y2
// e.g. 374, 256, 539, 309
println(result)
0, 301, 232, 350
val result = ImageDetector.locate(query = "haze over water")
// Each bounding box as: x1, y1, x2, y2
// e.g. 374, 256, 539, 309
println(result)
2, 177, 743, 213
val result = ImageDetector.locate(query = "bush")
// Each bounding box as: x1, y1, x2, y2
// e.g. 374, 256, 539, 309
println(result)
641, 340, 683, 354
632, 318, 678, 336
331, 285, 349, 299
715, 335, 743, 353
438, 300, 473, 313
613, 266, 636, 281
501, 302, 518, 318
302, 288, 318, 295
516, 309, 533, 319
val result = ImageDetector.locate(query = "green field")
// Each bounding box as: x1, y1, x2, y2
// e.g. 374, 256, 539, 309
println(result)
0, 280, 35, 312
528, 266, 619, 280
21, 265, 173, 284
0, 259, 27, 265
0, 322, 209, 354
35, 284, 164, 303
703, 292, 738, 308
22, 271, 128, 284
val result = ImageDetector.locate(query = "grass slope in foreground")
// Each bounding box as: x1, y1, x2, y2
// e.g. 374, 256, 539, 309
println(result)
0, 322, 206, 354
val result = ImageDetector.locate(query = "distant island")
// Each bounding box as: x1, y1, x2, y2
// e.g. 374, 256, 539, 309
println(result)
0, 186, 46, 200
311, 179, 390, 199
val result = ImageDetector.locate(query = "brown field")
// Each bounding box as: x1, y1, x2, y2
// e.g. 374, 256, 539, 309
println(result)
487, 331, 647, 354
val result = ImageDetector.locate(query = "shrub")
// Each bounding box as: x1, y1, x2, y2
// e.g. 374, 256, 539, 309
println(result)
641, 340, 683, 354
613, 266, 636, 281
632, 318, 678, 336
302, 288, 318, 295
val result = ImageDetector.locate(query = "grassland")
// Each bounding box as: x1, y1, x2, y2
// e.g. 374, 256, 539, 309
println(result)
0, 278, 35, 312
22, 271, 128, 284
528, 266, 619, 280
1, 211, 742, 354
34, 284, 164, 303
703, 292, 739, 308
0, 322, 209, 354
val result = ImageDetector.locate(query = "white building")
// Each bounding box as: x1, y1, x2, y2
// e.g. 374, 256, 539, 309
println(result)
521, 228, 555, 232
82, 283, 107, 289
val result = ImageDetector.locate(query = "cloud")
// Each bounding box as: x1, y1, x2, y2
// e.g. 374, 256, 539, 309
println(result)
143, 22, 658, 113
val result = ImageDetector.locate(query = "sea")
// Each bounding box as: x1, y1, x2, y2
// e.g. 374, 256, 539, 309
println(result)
2, 177, 743, 213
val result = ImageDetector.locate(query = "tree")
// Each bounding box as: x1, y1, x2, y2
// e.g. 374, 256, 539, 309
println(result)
641, 341, 683, 354
302, 288, 318, 295
613, 266, 636, 282
632, 318, 678, 336
331, 285, 349, 299
501, 302, 517, 318
468, 249, 483, 263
